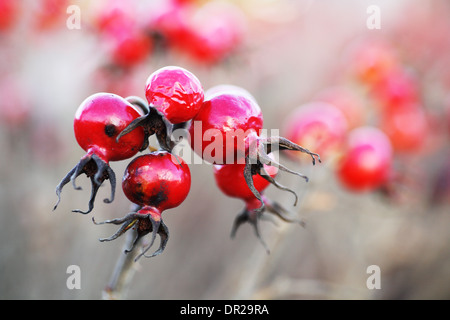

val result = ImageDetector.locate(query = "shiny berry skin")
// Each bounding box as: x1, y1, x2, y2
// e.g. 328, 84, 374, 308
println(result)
74, 93, 146, 162
189, 90, 263, 164
336, 126, 393, 192
190, 85, 320, 213
145, 66, 204, 124
54, 93, 146, 214
122, 151, 191, 211
283, 101, 349, 162
214, 162, 276, 201
213, 155, 303, 252
115, 66, 204, 153
95, 151, 191, 260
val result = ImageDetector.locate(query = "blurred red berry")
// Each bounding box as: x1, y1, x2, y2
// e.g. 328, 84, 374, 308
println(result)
0, 75, 31, 128
346, 38, 398, 85
0, 0, 20, 31
93, 0, 135, 35
147, 0, 246, 64
184, 0, 246, 64
314, 86, 365, 129
34, 0, 68, 30
108, 30, 153, 68
336, 126, 393, 192
147, 0, 193, 49
371, 67, 420, 111
283, 101, 349, 162
379, 103, 429, 153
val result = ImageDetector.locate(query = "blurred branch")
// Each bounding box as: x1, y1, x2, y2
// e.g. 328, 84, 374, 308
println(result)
251, 276, 369, 299
231, 176, 336, 299
231, 222, 293, 299
102, 204, 143, 300
102, 228, 142, 300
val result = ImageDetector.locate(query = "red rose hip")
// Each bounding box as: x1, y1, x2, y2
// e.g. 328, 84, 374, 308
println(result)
122, 151, 191, 211
214, 154, 304, 252
54, 93, 146, 214
336, 126, 393, 192
116, 66, 204, 152
189, 85, 321, 212
94, 151, 191, 260
145, 66, 204, 124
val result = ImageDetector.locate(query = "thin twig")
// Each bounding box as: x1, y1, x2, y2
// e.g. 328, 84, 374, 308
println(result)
102, 204, 142, 300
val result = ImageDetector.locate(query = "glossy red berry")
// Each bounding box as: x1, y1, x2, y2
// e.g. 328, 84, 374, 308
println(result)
54, 93, 146, 214
189, 89, 263, 164
74, 93, 146, 162
446, 97, 450, 137
214, 162, 275, 201
145, 66, 204, 124
122, 151, 191, 210
94, 151, 191, 260
116, 66, 204, 153
189, 85, 320, 212
336, 126, 393, 192
213, 154, 304, 252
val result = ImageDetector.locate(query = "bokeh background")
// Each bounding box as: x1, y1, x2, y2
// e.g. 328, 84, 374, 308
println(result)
1, 0, 449, 300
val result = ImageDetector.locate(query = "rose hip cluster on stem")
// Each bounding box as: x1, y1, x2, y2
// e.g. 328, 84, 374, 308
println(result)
54, 65, 321, 258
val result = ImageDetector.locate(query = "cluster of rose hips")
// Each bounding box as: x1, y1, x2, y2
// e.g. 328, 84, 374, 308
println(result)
54, 66, 320, 260
89, 0, 246, 70
283, 37, 441, 199
0, 0, 69, 32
